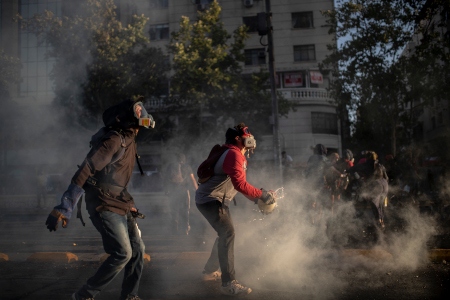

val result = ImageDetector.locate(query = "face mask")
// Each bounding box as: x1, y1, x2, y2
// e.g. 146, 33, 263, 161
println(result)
239, 127, 256, 150
243, 135, 256, 149
134, 102, 155, 129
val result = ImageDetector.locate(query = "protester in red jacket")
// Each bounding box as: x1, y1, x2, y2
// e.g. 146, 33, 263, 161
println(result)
195, 123, 276, 296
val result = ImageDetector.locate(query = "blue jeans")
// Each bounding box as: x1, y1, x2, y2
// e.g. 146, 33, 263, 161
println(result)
196, 200, 235, 283
77, 207, 145, 299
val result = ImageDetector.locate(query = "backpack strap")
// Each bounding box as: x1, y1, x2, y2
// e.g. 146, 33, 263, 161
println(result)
109, 130, 126, 165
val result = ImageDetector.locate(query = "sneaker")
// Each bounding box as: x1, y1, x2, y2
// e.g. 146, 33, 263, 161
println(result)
202, 270, 222, 281
220, 280, 252, 296
71, 292, 94, 300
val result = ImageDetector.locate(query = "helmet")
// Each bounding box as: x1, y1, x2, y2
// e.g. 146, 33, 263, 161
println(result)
102, 99, 155, 129
257, 199, 277, 215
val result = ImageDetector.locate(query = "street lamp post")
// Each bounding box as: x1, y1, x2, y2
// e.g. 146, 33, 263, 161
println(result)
265, 0, 282, 184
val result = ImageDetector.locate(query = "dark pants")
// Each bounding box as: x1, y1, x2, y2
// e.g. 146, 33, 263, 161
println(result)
77, 203, 145, 299
196, 200, 235, 283
168, 188, 190, 234
370, 196, 385, 222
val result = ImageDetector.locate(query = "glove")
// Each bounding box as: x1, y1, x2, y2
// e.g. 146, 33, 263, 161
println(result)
45, 183, 84, 232
259, 189, 276, 205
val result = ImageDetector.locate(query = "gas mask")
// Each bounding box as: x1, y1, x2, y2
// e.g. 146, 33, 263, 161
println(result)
243, 135, 256, 149
134, 101, 155, 129
240, 127, 256, 157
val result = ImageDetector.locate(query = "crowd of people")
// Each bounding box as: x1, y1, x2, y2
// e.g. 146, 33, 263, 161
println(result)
283, 143, 448, 232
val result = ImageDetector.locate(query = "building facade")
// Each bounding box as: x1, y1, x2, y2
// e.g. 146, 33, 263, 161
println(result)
1, 0, 339, 167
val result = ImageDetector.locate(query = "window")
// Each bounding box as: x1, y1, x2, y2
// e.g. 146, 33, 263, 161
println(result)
20, 0, 62, 98
245, 48, 266, 66
149, 24, 170, 41
243, 16, 258, 33
294, 45, 316, 62
149, 0, 168, 8
292, 12, 314, 29
311, 112, 338, 134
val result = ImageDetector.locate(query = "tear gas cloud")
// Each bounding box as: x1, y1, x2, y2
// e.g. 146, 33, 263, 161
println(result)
0, 105, 442, 299
132, 136, 442, 299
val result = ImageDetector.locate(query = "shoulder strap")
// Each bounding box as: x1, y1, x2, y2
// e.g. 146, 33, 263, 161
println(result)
109, 130, 126, 165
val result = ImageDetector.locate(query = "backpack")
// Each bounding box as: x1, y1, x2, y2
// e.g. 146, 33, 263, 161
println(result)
197, 144, 228, 184
77, 127, 128, 227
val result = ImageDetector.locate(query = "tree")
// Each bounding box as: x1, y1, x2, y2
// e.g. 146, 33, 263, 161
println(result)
21, 0, 169, 132
321, 0, 449, 156
168, 0, 292, 147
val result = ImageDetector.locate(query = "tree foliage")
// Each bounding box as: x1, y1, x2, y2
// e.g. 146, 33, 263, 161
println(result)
20, 0, 169, 130
168, 0, 292, 145
0, 50, 21, 99
0, 49, 21, 136
321, 0, 449, 156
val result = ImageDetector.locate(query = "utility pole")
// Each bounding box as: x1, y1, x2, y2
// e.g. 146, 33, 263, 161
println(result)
265, 0, 282, 184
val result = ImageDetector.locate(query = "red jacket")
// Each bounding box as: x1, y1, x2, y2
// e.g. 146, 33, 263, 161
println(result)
195, 144, 262, 205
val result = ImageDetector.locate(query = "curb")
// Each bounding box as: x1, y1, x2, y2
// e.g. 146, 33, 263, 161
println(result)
3, 250, 449, 263
428, 249, 450, 262
0, 253, 9, 262
26, 252, 78, 263
99, 253, 151, 264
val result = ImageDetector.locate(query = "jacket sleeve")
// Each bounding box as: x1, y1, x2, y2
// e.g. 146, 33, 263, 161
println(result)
71, 134, 123, 187
222, 149, 262, 200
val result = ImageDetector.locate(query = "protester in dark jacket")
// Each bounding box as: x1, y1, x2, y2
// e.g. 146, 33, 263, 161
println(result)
45, 98, 155, 300
360, 163, 389, 228
348, 151, 389, 228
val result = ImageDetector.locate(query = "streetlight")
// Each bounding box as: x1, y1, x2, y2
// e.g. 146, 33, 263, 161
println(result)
257, 0, 282, 184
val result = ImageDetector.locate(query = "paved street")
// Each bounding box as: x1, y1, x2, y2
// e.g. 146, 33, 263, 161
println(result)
0, 196, 449, 300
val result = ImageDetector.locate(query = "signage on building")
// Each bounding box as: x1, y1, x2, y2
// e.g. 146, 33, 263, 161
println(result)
283, 73, 303, 87
310, 71, 323, 84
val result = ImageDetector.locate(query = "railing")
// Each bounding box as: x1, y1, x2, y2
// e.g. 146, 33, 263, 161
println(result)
280, 88, 331, 102
145, 88, 332, 109
145, 97, 167, 109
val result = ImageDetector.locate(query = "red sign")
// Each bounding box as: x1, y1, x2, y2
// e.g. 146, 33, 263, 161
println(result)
284, 73, 303, 87
310, 71, 323, 84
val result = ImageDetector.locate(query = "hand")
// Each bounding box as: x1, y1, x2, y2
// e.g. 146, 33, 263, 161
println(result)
45, 183, 84, 232
45, 210, 69, 232
259, 189, 276, 205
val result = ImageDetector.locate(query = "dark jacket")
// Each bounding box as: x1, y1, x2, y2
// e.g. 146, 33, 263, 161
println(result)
71, 128, 137, 215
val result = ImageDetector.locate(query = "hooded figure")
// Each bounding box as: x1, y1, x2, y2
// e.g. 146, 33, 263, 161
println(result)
305, 144, 328, 185
45, 98, 155, 300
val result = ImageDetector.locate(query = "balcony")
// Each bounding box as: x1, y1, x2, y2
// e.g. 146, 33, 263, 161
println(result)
146, 88, 333, 110
280, 88, 332, 103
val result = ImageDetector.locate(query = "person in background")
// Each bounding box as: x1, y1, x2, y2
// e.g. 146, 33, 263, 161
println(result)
334, 149, 354, 201
45, 98, 155, 300
304, 144, 328, 224
281, 150, 294, 183
163, 152, 198, 235
324, 152, 347, 213
348, 151, 389, 228
196, 122, 276, 296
